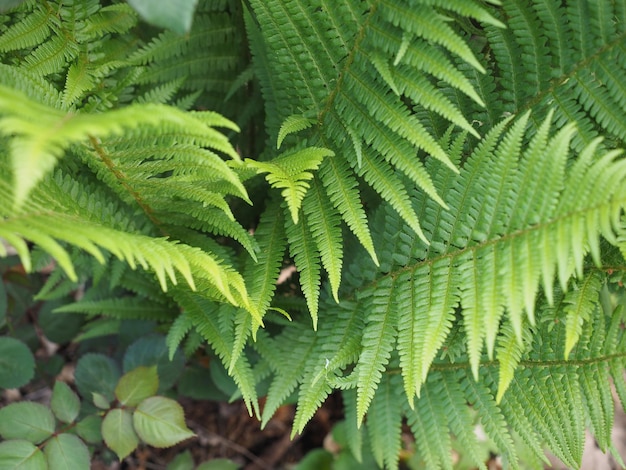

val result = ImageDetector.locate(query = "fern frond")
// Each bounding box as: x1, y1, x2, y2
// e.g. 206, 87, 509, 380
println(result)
246, 146, 333, 223
302, 179, 343, 302
286, 215, 321, 327
463, 372, 520, 469
318, 156, 378, 265
245, 199, 287, 327
563, 271, 603, 358
54, 297, 173, 321
79, 3, 137, 38
174, 291, 259, 418
356, 277, 398, 424
0, 179, 251, 313
258, 323, 316, 427
0, 5, 51, 52
166, 311, 194, 359
405, 375, 455, 470
292, 299, 364, 434
276, 114, 316, 149
0, 85, 244, 206
367, 373, 403, 469
477, 1, 626, 150
246, 0, 498, 272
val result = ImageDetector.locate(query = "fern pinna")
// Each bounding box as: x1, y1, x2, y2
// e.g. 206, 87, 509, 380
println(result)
2, 0, 626, 468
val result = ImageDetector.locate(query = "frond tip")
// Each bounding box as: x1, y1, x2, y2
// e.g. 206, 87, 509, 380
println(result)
246, 146, 334, 223
277, 114, 316, 149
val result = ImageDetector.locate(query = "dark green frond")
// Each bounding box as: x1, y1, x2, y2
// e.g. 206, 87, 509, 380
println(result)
54, 297, 173, 321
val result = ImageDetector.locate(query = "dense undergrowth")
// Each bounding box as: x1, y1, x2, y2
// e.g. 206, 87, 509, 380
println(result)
2, 1, 626, 468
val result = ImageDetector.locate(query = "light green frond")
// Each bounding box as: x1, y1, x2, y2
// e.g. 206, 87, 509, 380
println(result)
0, 183, 251, 314
277, 114, 316, 149
415, 259, 459, 391
0, 85, 244, 207
247, 146, 333, 224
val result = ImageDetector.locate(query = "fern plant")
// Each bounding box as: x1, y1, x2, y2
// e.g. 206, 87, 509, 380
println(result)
2, 0, 626, 468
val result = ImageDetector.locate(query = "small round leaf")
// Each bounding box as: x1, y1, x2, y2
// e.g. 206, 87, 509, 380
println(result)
92, 392, 110, 410
0, 439, 47, 470
51, 381, 80, 423
0, 402, 55, 443
102, 409, 139, 460
0, 336, 35, 389
115, 366, 159, 407
44, 433, 90, 470
133, 396, 195, 448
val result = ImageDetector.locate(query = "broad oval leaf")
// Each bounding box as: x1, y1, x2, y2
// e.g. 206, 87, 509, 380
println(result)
0, 402, 55, 443
165, 450, 194, 470
0, 439, 46, 470
123, 335, 184, 392
44, 433, 90, 470
74, 353, 120, 403
75, 415, 102, 444
50, 381, 80, 423
102, 409, 139, 460
133, 396, 195, 447
0, 336, 35, 389
126, 0, 198, 34
115, 366, 159, 407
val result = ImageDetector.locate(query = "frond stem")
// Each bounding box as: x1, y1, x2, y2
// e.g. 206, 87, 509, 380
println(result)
386, 351, 626, 375
88, 135, 168, 235
518, 30, 626, 116
317, 1, 378, 126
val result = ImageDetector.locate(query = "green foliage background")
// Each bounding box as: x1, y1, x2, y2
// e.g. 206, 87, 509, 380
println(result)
2, 0, 626, 468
